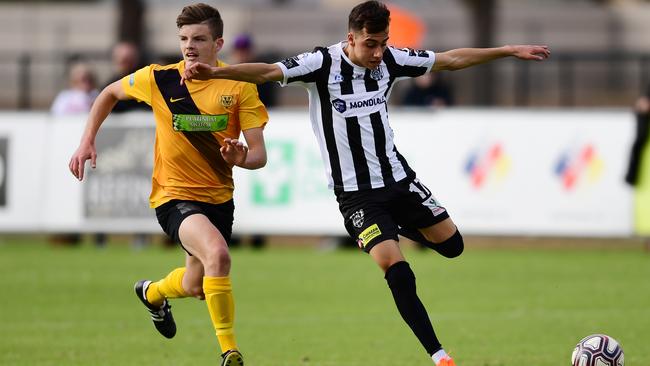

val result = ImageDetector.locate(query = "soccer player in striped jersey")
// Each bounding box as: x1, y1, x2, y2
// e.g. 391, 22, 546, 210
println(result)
182, 1, 550, 365
69, 4, 269, 366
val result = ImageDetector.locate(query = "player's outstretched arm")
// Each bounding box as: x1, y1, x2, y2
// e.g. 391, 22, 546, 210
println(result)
68, 80, 128, 181
181, 62, 283, 85
220, 127, 267, 170
431, 45, 550, 72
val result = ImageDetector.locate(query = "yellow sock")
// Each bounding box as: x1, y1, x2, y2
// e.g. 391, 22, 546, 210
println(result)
203, 276, 237, 352
146, 267, 189, 307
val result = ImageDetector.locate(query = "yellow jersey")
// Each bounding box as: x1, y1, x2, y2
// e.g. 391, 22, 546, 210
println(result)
120, 60, 268, 208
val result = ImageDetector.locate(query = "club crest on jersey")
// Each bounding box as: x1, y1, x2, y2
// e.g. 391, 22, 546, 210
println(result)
220, 95, 234, 108
370, 67, 383, 81
334, 74, 344, 82
350, 209, 365, 228
332, 98, 347, 113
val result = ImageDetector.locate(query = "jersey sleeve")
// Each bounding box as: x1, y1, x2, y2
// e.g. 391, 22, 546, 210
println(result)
120, 65, 153, 105
385, 46, 436, 78
274, 50, 324, 87
238, 82, 269, 131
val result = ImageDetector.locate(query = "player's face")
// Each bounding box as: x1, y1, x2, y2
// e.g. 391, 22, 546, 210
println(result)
178, 23, 223, 67
347, 27, 389, 69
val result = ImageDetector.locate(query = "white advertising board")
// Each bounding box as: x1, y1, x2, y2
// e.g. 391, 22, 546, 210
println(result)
0, 109, 636, 237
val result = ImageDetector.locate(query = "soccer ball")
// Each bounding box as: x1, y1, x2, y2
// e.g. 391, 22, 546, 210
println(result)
571, 334, 624, 366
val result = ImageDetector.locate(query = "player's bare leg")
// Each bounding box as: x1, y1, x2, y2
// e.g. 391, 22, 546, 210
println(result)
179, 213, 243, 366
183, 254, 206, 299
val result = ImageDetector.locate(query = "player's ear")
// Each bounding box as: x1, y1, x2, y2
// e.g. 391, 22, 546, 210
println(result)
347, 31, 354, 45
215, 37, 224, 52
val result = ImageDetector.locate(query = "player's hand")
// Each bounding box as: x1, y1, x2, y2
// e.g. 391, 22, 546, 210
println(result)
68, 143, 97, 181
511, 45, 550, 61
220, 138, 248, 167
180, 62, 215, 85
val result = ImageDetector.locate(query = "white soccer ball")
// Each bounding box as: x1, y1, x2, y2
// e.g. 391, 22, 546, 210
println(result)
571, 334, 624, 366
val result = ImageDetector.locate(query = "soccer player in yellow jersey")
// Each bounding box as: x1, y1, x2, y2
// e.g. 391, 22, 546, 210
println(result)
69, 4, 267, 366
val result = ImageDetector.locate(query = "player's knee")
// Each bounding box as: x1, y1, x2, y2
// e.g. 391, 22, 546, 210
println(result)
436, 230, 464, 258
384, 261, 416, 292
203, 245, 231, 272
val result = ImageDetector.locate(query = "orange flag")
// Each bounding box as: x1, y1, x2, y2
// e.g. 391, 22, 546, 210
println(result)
387, 3, 426, 49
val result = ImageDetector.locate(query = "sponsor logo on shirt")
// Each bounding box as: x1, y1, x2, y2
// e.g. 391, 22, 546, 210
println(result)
349, 96, 386, 109
403, 48, 430, 58
280, 56, 300, 69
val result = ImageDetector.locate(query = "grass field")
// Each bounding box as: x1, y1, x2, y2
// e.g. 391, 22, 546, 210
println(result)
0, 238, 648, 366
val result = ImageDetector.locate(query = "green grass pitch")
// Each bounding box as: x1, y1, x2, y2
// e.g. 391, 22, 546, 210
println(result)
0, 239, 648, 365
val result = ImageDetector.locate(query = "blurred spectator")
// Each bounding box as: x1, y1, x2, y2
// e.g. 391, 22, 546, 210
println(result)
230, 33, 280, 108
49, 62, 99, 245
50, 62, 99, 116
107, 41, 151, 113
95, 42, 150, 248
625, 85, 650, 186
401, 72, 454, 107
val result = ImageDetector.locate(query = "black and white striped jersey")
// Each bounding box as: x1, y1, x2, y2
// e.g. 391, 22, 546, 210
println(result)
275, 42, 437, 192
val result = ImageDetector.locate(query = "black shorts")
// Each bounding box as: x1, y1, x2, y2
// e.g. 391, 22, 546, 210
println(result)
336, 177, 450, 253
155, 199, 234, 255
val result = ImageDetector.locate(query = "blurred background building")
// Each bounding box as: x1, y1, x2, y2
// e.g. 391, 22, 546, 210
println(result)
1, 0, 650, 110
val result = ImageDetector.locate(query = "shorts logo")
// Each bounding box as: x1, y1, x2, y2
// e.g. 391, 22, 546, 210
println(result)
350, 209, 364, 228
332, 98, 347, 113
128, 73, 135, 86
358, 223, 381, 249
370, 67, 383, 81
221, 95, 234, 108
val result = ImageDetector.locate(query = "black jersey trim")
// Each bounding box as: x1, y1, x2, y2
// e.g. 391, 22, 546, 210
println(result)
153, 68, 230, 181
394, 145, 415, 180
339, 58, 354, 95
383, 48, 429, 78
370, 111, 395, 185
345, 116, 371, 190
314, 47, 344, 193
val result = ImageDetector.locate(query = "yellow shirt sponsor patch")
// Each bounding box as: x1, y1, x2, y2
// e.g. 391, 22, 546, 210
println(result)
358, 224, 381, 248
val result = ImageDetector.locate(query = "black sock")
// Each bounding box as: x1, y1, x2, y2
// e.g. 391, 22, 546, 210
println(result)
398, 228, 464, 258
385, 261, 441, 356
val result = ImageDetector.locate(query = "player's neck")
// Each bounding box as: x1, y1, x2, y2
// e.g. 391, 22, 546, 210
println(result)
342, 43, 362, 68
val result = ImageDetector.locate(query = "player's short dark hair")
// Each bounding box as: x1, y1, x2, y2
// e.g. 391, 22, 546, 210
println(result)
348, 1, 390, 34
176, 3, 223, 39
